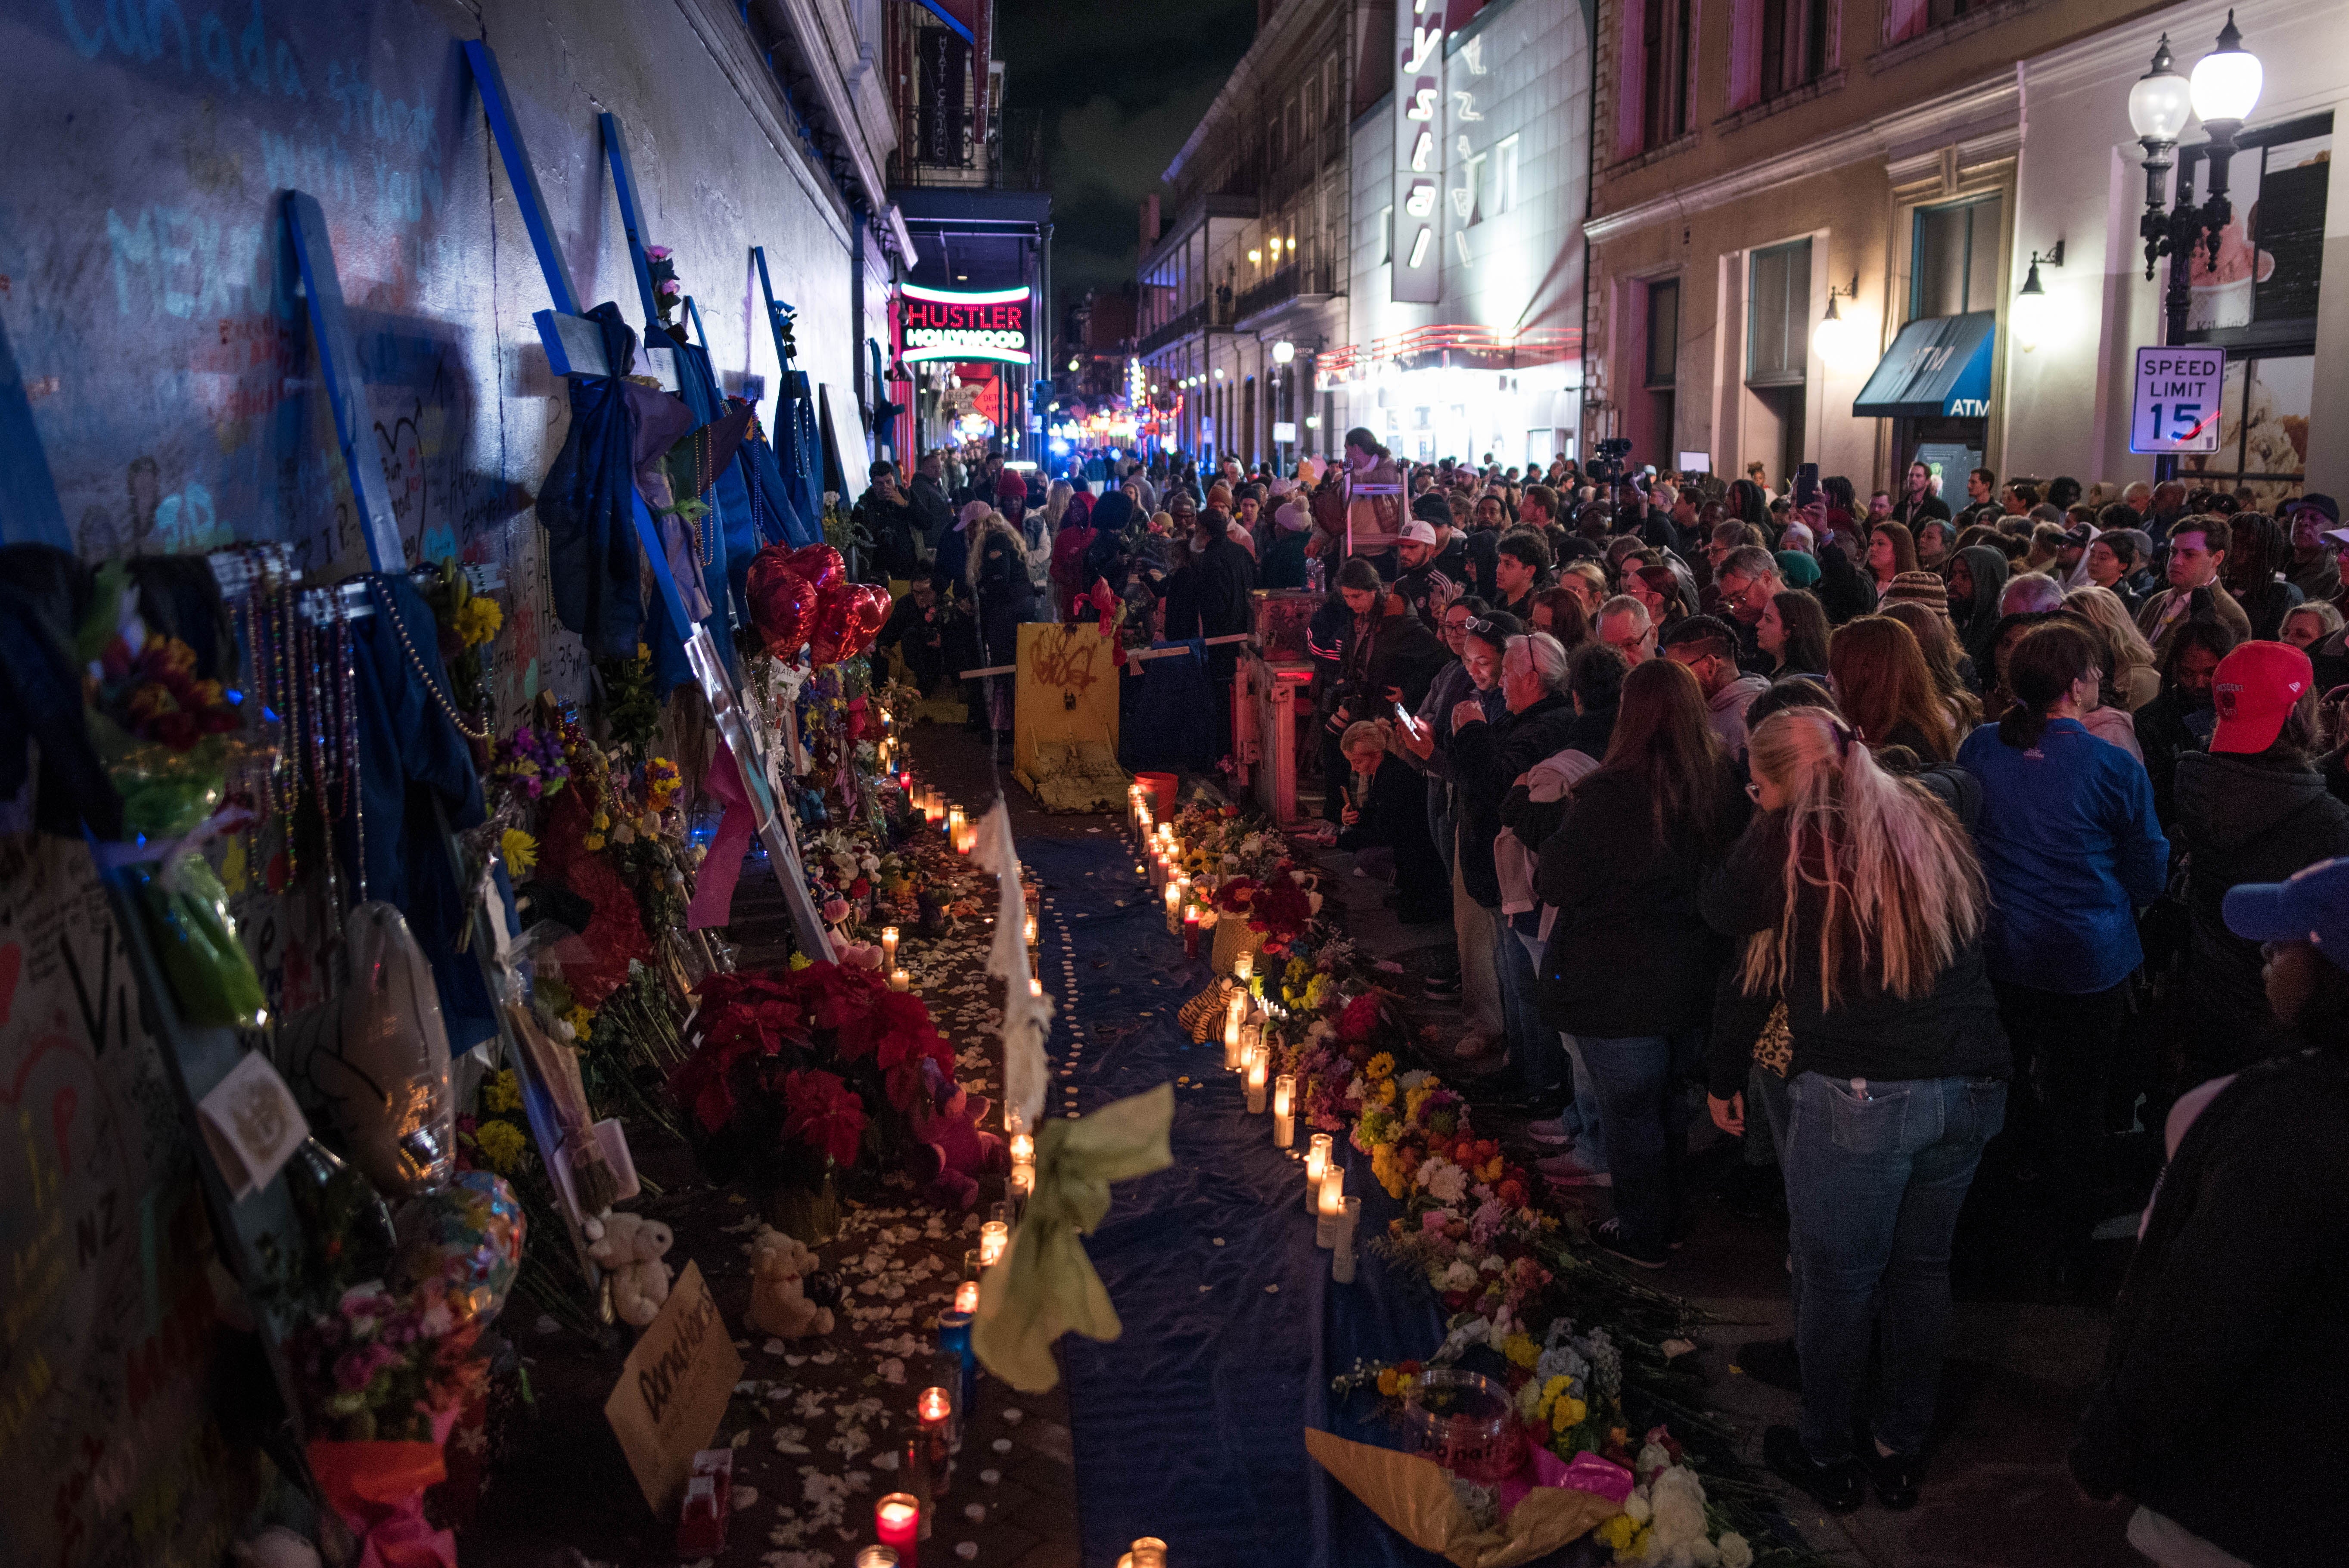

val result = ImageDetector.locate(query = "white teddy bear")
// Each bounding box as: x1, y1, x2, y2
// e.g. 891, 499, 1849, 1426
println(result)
585, 1211, 675, 1327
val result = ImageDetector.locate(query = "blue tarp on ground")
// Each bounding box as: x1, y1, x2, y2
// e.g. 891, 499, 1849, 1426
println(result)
1019, 833, 1578, 1568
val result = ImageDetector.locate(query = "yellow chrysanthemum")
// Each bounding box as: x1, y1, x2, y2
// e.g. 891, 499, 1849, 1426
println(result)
1551, 1395, 1587, 1432
474, 1119, 526, 1174
454, 596, 503, 647
481, 1069, 523, 1115
565, 1005, 595, 1043
500, 827, 538, 879
1503, 1334, 1540, 1369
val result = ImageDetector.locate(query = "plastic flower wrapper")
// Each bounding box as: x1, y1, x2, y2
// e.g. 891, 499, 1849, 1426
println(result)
1305, 1428, 1617, 1568
127, 851, 270, 1028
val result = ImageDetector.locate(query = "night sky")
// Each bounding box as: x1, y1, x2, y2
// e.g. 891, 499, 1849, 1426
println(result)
997, 0, 1259, 307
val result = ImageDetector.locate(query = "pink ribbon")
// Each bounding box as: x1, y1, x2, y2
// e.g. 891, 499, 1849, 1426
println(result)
688, 737, 757, 931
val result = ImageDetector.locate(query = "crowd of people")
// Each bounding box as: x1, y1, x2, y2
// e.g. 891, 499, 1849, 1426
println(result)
851, 432, 2349, 1564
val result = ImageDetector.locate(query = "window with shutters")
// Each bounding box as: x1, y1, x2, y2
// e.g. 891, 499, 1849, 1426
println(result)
1637, 0, 1694, 151
1646, 279, 1680, 388
1747, 239, 1812, 386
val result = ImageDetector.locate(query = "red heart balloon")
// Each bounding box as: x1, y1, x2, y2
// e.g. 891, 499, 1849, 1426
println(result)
806, 579, 856, 669
785, 544, 845, 594
839, 585, 891, 662
745, 547, 818, 661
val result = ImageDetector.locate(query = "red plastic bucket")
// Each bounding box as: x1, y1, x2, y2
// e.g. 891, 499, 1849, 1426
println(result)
1137, 772, 1178, 815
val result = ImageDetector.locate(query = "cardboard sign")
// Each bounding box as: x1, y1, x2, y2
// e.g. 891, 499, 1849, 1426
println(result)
2130, 345, 2226, 454
603, 1261, 743, 1515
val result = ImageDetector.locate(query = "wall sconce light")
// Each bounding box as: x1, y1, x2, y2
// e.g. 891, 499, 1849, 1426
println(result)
2012, 240, 2065, 352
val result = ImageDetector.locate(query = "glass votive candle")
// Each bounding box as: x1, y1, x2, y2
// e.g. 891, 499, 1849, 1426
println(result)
1223, 997, 1246, 1070
1010, 1161, 1035, 1201
1009, 1132, 1035, 1164
1306, 1133, 1333, 1213
1163, 881, 1181, 931
954, 1279, 981, 1315
1333, 1196, 1362, 1284
1273, 1074, 1296, 1147
1317, 1164, 1346, 1246
856, 1547, 901, 1568
918, 1385, 953, 1440
889, 968, 911, 992
882, 925, 900, 965
978, 1220, 1009, 1269
1182, 905, 1202, 956
1245, 1047, 1269, 1114
1234, 950, 1254, 983
875, 1494, 920, 1558
1129, 1538, 1170, 1568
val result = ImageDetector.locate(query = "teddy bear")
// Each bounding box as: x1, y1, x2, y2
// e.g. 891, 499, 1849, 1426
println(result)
746, 1224, 834, 1339
584, 1211, 674, 1327
913, 1083, 1007, 1211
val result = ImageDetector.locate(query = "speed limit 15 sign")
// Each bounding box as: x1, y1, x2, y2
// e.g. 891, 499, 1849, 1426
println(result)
2131, 346, 2226, 455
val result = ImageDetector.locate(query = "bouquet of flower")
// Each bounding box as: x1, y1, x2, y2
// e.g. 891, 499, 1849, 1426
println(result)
490, 724, 569, 802
646, 245, 682, 327
289, 1281, 491, 1443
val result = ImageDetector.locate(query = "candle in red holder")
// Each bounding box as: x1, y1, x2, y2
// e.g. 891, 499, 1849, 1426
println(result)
1182, 904, 1201, 957
954, 1279, 980, 1315
875, 1493, 920, 1565
918, 1385, 953, 1434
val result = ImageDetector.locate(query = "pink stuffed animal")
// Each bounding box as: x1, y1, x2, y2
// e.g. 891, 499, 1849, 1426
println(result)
913, 1085, 1006, 1210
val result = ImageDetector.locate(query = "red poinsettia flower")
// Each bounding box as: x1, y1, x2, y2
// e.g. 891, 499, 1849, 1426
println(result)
782, 1068, 867, 1166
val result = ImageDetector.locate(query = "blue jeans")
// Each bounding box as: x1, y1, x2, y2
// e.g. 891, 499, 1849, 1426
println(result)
1784, 1071, 2007, 1462
1575, 1028, 1704, 1250
1494, 916, 1557, 1096
1559, 1034, 1609, 1171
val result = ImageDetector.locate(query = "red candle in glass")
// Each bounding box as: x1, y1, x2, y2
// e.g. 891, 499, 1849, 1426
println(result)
875, 1493, 920, 1566
918, 1386, 952, 1434
954, 1279, 981, 1315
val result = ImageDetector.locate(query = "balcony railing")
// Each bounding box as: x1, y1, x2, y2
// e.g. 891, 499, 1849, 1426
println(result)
1136, 294, 1238, 357
1233, 258, 1339, 323
888, 108, 1044, 190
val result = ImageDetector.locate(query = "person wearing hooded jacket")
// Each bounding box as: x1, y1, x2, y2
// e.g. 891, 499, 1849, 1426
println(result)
1947, 544, 2011, 693
2171, 641, 2349, 1081
2068, 856, 2349, 1568
1451, 631, 1583, 1105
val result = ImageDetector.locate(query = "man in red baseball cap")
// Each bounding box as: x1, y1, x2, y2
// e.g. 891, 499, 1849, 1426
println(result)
2209, 640, 2316, 754
2171, 639, 2349, 1078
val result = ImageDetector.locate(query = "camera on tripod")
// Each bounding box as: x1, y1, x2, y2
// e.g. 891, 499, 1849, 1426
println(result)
1586, 437, 1634, 486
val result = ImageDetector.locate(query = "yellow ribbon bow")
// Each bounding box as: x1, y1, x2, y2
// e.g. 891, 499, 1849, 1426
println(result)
971, 1082, 1174, 1392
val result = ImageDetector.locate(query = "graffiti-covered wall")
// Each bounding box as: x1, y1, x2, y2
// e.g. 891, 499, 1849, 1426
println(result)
2, 0, 879, 720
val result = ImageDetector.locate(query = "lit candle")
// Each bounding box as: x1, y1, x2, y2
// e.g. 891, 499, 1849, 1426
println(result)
1128, 1538, 1170, 1568
1009, 1132, 1034, 1164
1306, 1133, 1333, 1214
1273, 1074, 1296, 1148
1223, 997, 1246, 1070
856, 1548, 901, 1568
1163, 880, 1181, 932
889, 968, 911, 993
1333, 1196, 1361, 1283
1028, 976, 1043, 997
978, 1220, 1008, 1269
1317, 1165, 1346, 1247
954, 1279, 980, 1315
875, 1493, 920, 1563
918, 1385, 953, 1438
1182, 905, 1201, 958
1025, 913, 1038, 946
1245, 1046, 1268, 1114
1234, 950, 1254, 984
882, 926, 901, 965
1010, 1161, 1035, 1201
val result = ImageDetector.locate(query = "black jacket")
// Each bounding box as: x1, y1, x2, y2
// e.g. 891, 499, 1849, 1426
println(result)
1496, 703, 1618, 853
1161, 536, 1257, 674
1451, 693, 1581, 907
2133, 689, 2212, 830
2071, 1049, 2349, 1568
908, 475, 955, 550
2172, 751, 2349, 1067
1535, 760, 1749, 1038
1700, 810, 2008, 1099
1337, 754, 1448, 919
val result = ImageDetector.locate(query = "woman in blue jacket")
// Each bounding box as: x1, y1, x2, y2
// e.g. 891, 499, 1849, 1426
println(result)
1958, 621, 2168, 1269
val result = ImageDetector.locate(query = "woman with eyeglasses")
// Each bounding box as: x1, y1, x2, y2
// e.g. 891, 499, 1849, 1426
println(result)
1703, 705, 2006, 1515
1958, 621, 2169, 1281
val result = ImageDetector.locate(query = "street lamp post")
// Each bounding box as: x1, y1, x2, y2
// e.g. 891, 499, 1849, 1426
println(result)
2128, 14, 2264, 350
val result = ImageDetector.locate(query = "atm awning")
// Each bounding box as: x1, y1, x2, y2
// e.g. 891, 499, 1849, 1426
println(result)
1853, 311, 1997, 419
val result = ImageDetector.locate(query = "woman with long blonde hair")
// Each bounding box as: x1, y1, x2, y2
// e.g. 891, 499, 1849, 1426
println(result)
1702, 706, 2007, 1516
2062, 584, 2157, 710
